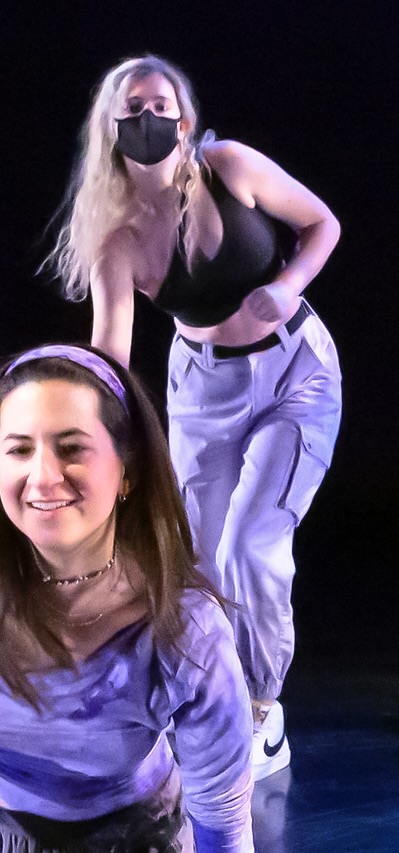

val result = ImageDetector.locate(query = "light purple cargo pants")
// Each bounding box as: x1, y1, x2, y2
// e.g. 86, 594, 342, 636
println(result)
167, 302, 342, 701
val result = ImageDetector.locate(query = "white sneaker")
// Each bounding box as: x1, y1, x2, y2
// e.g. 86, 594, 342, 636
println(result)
252, 701, 291, 782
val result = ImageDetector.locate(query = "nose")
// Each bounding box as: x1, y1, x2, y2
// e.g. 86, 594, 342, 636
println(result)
132, 103, 154, 117
27, 446, 64, 491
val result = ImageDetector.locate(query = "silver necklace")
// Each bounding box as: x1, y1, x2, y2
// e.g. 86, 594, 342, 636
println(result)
40, 552, 115, 587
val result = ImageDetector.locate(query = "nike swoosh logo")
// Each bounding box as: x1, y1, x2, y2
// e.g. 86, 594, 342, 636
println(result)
264, 730, 286, 758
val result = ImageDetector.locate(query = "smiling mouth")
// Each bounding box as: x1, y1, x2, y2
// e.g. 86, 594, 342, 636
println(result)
28, 500, 76, 511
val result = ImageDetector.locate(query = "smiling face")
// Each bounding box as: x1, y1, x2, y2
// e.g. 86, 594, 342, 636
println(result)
0, 380, 125, 569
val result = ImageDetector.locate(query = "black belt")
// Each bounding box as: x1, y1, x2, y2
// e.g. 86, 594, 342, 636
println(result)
179, 300, 312, 360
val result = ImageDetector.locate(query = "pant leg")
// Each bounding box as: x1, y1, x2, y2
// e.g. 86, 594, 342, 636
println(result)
220, 312, 342, 700
168, 307, 342, 701
167, 337, 253, 590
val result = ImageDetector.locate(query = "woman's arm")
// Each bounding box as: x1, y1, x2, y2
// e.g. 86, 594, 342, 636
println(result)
169, 596, 254, 853
205, 140, 340, 323
90, 228, 135, 368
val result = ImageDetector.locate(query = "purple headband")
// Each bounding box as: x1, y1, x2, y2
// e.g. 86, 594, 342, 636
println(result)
5, 345, 129, 414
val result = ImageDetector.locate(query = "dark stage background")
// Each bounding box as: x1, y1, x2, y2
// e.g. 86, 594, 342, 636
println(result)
1, 0, 397, 667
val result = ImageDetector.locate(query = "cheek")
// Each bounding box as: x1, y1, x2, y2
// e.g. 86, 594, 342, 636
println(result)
0, 482, 24, 530
89, 461, 122, 501
0, 467, 21, 506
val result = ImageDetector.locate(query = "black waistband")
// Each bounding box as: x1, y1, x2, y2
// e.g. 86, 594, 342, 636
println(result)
179, 300, 312, 359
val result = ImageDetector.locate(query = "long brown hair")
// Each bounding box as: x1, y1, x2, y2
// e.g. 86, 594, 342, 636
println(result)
0, 345, 212, 706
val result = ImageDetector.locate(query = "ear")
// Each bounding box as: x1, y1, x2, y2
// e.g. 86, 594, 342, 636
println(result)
118, 452, 137, 500
177, 117, 190, 141
118, 478, 130, 503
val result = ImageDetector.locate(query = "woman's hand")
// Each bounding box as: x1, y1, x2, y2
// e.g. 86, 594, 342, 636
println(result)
244, 280, 298, 324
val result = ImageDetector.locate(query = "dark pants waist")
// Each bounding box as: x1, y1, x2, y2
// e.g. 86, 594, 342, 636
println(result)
0, 795, 184, 849
179, 299, 312, 359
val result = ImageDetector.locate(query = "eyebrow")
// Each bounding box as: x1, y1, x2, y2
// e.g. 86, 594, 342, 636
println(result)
126, 95, 172, 103
2, 429, 92, 442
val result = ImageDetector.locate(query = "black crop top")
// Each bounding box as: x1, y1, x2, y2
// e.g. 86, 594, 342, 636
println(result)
153, 169, 297, 328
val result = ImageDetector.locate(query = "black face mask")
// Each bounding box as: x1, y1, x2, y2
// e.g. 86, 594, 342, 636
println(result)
115, 110, 181, 165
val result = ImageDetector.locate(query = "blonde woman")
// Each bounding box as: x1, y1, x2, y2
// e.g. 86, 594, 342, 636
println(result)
48, 54, 342, 781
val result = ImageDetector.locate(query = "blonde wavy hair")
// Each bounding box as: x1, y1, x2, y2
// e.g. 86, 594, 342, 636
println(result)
46, 55, 210, 300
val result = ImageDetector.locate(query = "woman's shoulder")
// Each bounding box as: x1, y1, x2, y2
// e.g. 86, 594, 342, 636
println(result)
177, 587, 235, 657
200, 138, 275, 203
91, 222, 136, 274
156, 587, 233, 670
201, 138, 267, 171
158, 588, 242, 693
98, 222, 135, 253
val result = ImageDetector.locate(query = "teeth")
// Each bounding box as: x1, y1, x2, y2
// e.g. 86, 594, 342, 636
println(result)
30, 501, 72, 511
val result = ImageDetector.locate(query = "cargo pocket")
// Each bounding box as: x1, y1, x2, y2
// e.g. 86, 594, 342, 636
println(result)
277, 425, 332, 525
168, 348, 194, 396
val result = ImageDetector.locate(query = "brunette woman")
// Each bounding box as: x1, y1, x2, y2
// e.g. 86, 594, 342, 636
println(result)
0, 343, 253, 852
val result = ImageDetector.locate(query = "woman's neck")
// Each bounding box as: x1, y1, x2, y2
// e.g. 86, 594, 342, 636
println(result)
124, 147, 181, 200
31, 522, 116, 583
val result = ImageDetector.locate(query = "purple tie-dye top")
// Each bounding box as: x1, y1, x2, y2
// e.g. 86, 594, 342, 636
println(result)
0, 589, 254, 851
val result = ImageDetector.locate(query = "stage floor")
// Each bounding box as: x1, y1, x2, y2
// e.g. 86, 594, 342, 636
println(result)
252, 656, 399, 852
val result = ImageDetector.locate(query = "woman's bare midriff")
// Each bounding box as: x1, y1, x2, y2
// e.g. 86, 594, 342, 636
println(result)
173, 294, 302, 347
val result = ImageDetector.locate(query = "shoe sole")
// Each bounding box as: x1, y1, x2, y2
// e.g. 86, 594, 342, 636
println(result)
253, 736, 291, 782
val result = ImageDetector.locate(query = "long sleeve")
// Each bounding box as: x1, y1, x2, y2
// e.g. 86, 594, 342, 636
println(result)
162, 592, 254, 853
